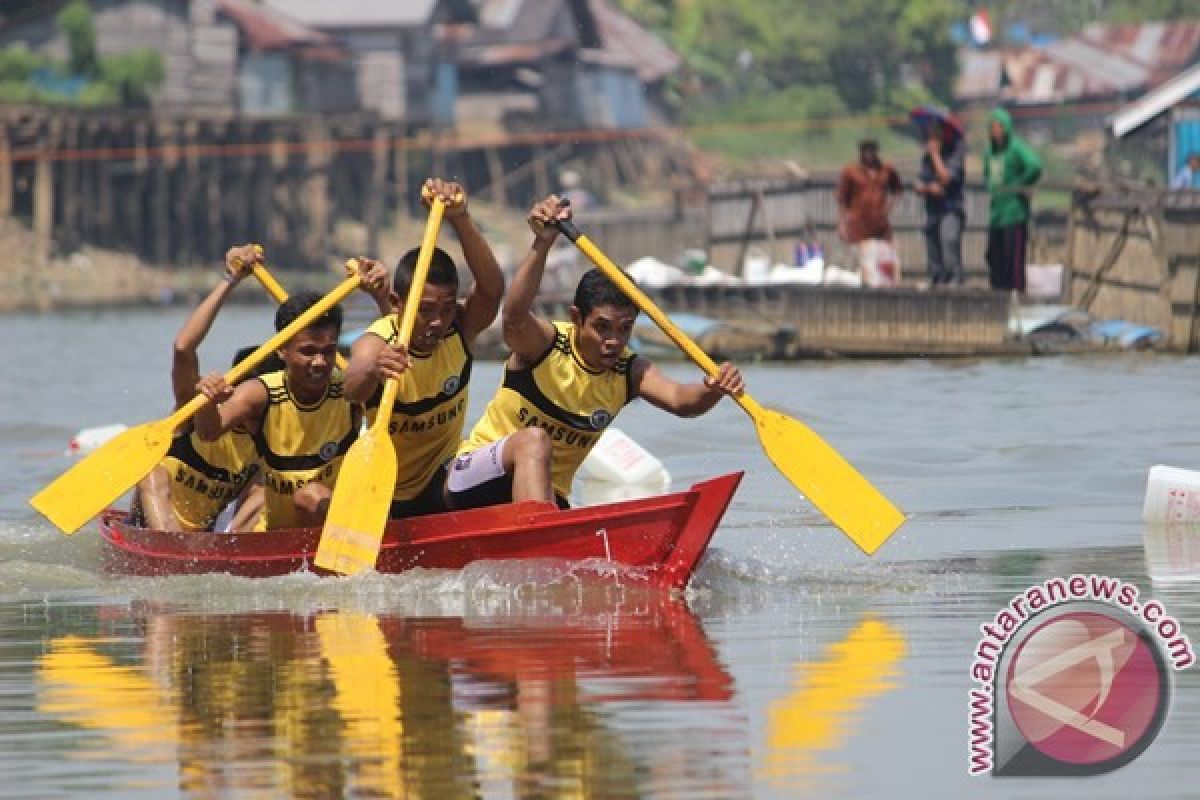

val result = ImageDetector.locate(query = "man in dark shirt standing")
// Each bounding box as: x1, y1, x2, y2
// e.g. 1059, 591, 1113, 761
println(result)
915, 121, 967, 287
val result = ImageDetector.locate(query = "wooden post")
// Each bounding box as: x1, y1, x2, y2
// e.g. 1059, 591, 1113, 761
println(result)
34, 122, 55, 266
393, 124, 410, 222
732, 190, 762, 278
0, 123, 13, 218
180, 120, 200, 265
485, 146, 506, 207
60, 116, 80, 249
154, 119, 177, 265
96, 123, 113, 247
129, 120, 149, 257
366, 126, 388, 257
264, 125, 287, 258
304, 120, 331, 269
204, 121, 223, 264
237, 120, 255, 247
595, 143, 618, 198
533, 148, 550, 201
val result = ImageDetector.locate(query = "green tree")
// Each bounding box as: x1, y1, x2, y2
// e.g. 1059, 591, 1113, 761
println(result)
56, 0, 98, 77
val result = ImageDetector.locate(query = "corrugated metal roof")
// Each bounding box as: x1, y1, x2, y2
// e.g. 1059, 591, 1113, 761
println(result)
589, 0, 679, 82
1039, 39, 1148, 91
957, 20, 1200, 106
1110, 61, 1200, 137
216, 0, 333, 52
260, 0, 437, 29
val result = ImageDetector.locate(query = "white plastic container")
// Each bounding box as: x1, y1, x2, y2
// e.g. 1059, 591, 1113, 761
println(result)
575, 427, 670, 506
67, 423, 127, 455
1142, 465, 1200, 523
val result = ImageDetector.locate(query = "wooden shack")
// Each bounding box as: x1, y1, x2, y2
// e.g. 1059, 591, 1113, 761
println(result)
1064, 187, 1200, 352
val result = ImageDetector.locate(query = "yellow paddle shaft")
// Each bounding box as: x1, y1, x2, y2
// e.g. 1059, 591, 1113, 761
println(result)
372, 197, 446, 426
169, 272, 361, 429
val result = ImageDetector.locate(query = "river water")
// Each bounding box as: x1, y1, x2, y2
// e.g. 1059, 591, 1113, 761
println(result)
1, 306, 1198, 798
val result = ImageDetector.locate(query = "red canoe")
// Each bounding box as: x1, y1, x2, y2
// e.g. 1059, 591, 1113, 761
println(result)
99, 472, 743, 589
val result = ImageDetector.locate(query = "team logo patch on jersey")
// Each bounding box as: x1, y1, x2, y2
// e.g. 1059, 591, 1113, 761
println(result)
590, 409, 612, 430
442, 374, 461, 395
318, 441, 340, 462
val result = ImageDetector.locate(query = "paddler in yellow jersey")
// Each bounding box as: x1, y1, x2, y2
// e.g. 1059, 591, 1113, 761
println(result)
344, 178, 505, 518
134, 244, 268, 532
450, 196, 745, 510
191, 260, 391, 529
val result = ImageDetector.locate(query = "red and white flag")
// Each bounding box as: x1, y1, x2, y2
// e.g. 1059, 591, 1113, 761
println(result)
969, 9, 992, 46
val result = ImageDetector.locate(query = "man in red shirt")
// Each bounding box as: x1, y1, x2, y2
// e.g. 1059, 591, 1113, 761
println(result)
836, 139, 903, 285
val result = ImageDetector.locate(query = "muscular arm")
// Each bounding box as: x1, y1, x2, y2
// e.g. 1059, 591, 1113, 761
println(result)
630, 359, 727, 418
451, 213, 505, 344
344, 331, 388, 404
503, 237, 557, 366
171, 278, 238, 411
194, 378, 268, 441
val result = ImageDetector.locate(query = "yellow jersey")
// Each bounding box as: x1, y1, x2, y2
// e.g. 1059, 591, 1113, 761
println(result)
160, 429, 257, 531
254, 369, 358, 529
363, 315, 472, 502
461, 321, 636, 498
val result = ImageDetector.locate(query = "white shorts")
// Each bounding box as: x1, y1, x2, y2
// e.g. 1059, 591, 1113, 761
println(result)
446, 437, 509, 494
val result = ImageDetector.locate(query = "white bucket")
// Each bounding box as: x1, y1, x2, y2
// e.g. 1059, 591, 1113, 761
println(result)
1142, 465, 1200, 523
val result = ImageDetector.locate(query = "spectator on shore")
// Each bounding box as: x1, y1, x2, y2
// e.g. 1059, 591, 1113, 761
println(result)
836, 140, 902, 286
915, 119, 967, 287
1170, 153, 1200, 190
984, 108, 1042, 292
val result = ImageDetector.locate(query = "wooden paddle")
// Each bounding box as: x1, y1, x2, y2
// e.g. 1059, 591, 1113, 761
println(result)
240, 245, 349, 371
30, 272, 363, 535
554, 218, 905, 555
315, 196, 447, 575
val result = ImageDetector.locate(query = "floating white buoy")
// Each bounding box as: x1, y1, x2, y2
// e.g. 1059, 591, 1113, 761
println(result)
67, 424, 127, 456
575, 427, 670, 506
1142, 465, 1200, 523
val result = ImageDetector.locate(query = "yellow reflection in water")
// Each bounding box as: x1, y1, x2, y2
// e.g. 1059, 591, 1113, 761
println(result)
36, 635, 178, 762
315, 612, 405, 799
762, 617, 906, 785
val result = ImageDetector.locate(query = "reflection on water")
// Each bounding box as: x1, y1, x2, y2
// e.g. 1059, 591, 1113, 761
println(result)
761, 617, 906, 788
1144, 523, 1200, 583
33, 593, 745, 799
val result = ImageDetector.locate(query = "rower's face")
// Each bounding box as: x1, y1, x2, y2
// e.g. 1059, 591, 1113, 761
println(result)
279, 324, 339, 395
408, 282, 458, 354
572, 305, 637, 370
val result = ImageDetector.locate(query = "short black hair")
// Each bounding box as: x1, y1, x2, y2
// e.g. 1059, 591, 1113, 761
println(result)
274, 290, 343, 335
859, 139, 879, 150
572, 268, 637, 320
393, 246, 459, 297
231, 345, 285, 377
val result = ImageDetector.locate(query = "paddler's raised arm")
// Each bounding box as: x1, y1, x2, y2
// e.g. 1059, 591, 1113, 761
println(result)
502, 195, 569, 364
170, 244, 256, 411
423, 178, 504, 344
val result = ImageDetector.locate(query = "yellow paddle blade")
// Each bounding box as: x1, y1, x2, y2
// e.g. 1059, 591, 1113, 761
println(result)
313, 426, 398, 575
30, 418, 177, 534
753, 407, 905, 555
